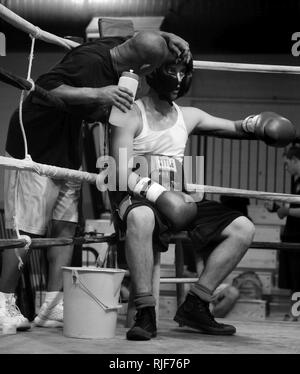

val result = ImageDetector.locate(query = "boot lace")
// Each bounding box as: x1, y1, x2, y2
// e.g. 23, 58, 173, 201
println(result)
133, 308, 155, 330
195, 297, 221, 327
8, 302, 23, 318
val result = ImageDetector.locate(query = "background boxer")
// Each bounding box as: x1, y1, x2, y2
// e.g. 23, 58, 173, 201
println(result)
276, 146, 300, 321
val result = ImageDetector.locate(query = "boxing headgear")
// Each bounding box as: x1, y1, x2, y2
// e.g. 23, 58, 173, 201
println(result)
146, 57, 193, 104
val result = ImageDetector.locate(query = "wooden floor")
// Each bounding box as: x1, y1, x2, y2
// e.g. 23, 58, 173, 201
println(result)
1, 315, 300, 355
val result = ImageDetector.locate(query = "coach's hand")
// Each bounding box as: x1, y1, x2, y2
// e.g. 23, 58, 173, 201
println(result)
159, 31, 191, 63
96, 85, 134, 112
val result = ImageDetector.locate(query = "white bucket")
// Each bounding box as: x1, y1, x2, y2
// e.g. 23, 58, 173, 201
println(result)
62, 267, 126, 339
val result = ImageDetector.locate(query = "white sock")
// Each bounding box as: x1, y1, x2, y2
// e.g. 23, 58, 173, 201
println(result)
0, 292, 14, 296
0, 292, 9, 306
44, 291, 63, 305
0, 292, 15, 303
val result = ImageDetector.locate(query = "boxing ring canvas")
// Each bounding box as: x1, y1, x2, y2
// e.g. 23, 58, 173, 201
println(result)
0, 316, 300, 354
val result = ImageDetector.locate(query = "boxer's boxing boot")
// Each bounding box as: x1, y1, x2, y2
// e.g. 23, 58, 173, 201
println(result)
174, 293, 236, 335
126, 306, 157, 341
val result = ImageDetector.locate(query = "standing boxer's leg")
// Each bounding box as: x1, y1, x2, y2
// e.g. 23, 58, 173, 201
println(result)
33, 220, 76, 328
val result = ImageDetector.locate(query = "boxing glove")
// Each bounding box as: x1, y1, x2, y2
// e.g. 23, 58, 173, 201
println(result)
128, 173, 197, 230
156, 190, 197, 230
242, 112, 296, 147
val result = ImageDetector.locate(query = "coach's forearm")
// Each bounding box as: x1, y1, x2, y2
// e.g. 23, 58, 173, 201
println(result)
50, 84, 100, 105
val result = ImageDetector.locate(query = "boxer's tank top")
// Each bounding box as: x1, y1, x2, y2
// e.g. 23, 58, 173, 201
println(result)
133, 99, 188, 163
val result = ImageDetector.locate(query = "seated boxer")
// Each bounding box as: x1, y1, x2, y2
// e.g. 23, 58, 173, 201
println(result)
109, 56, 296, 340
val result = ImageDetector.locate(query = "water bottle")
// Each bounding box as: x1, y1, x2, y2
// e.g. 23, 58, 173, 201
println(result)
109, 70, 139, 127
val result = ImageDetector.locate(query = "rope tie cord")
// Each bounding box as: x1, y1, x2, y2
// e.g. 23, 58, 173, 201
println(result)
27, 78, 35, 92
14, 34, 37, 266
20, 235, 32, 250
13, 170, 22, 269
12, 213, 32, 270
30, 26, 42, 40
27, 35, 36, 79
18, 34, 36, 159
12, 168, 32, 269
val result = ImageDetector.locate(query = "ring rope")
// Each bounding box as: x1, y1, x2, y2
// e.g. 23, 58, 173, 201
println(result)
0, 237, 299, 252
0, 155, 299, 204
0, 4, 79, 50
2, 5, 300, 75
0, 234, 118, 250
0, 155, 98, 183
193, 60, 300, 74
0, 67, 67, 111
186, 183, 300, 203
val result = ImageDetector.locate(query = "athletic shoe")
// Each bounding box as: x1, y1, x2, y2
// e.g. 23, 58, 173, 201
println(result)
174, 293, 236, 335
126, 306, 157, 340
33, 299, 63, 328
0, 292, 31, 331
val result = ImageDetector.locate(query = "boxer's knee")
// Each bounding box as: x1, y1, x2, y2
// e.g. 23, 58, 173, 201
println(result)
126, 206, 155, 239
227, 216, 255, 247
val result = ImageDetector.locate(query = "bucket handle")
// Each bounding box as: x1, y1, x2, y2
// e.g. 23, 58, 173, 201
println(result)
71, 270, 121, 311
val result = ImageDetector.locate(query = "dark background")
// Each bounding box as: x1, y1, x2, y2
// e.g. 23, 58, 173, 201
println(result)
0, 0, 299, 54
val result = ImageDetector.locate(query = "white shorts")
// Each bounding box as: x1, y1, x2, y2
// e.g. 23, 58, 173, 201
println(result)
4, 166, 81, 236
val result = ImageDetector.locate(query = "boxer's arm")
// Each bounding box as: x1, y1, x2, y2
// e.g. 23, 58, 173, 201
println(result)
183, 107, 295, 147
240, 112, 296, 147
110, 109, 139, 188
183, 107, 249, 138
110, 107, 197, 230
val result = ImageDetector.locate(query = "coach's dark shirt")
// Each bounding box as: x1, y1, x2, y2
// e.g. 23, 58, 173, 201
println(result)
6, 37, 125, 169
